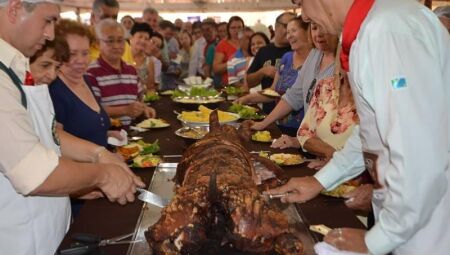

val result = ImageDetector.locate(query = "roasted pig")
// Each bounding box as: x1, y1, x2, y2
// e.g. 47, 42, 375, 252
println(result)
146, 111, 303, 254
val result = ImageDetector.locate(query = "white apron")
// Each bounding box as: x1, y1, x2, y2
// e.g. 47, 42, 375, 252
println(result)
0, 68, 70, 255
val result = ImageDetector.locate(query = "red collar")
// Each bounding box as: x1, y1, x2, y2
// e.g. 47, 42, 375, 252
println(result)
340, 0, 375, 72
24, 71, 35, 86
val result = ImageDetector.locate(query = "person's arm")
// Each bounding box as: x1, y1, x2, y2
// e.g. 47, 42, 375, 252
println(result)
103, 101, 144, 119
303, 137, 336, 159
235, 92, 273, 105
146, 59, 156, 91
313, 126, 365, 190
213, 51, 227, 75
361, 31, 449, 255
251, 98, 293, 130
268, 71, 280, 90
0, 80, 143, 203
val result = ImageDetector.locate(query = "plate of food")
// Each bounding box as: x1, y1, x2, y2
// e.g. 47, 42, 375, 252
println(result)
131, 154, 162, 168
177, 105, 240, 127
136, 118, 170, 129
259, 88, 281, 98
269, 153, 304, 166
228, 103, 265, 120
175, 126, 209, 140
251, 131, 273, 143
321, 184, 357, 198
117, 140, 160, 161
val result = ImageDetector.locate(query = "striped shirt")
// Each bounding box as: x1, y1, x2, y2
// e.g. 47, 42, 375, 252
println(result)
86, 57, 139, 126
283, 48, 335, 113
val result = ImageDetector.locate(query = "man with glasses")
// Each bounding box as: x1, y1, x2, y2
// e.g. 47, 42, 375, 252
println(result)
0, 1, 144, 254
268, 0, 450, 254
246, 12, 295, 114
87, 19, 156, 127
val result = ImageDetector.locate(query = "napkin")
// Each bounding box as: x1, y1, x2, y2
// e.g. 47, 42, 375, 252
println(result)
107, 129, 128, 146
314, 242, 369, 255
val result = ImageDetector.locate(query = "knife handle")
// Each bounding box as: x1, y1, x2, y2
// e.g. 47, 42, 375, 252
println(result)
72, 233, 102, 244
57, 244, 98, 255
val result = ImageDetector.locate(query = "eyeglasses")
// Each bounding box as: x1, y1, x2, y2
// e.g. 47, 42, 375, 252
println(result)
100, 38, 126, 46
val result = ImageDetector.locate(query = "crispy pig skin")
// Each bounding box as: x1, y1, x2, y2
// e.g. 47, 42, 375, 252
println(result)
146, 110, 303, 254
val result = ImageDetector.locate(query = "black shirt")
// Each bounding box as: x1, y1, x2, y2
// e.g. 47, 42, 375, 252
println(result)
247, 43, 291, 113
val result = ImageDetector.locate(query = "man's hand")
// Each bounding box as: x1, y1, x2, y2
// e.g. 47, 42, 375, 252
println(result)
144, 106, 156, 118
270, 134, 300, 149
234, 94, 251, 105
127, 102, 145, 118
261, 66, 277, 78
97, 163, 143, 205
250, 121, 268, 131
324, 228, 369, 253
343, 184, 373, 212
264, 176, 324, 203
97, 150, 145, 190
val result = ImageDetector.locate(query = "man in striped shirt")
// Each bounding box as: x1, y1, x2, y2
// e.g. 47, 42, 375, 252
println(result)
87, 18, 155, 126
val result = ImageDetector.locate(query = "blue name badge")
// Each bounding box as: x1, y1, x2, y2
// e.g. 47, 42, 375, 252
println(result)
391, 77, 407, 90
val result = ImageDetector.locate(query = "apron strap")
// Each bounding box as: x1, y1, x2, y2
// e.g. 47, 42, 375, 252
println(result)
0, 61, 27, 109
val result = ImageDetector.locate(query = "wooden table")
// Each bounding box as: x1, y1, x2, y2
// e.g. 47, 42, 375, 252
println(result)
58, 96, 365, 254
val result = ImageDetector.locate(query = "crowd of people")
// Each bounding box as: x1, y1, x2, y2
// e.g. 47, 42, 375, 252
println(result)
0, 0, 449, 254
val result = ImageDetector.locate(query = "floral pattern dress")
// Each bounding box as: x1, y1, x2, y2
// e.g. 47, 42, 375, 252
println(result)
297, 76, 358, 150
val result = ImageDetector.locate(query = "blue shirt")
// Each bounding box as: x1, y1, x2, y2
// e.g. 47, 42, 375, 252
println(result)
49, 76, 110, 147
274, 51, 303, 130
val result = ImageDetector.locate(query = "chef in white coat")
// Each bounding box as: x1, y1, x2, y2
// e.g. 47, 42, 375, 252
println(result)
267, 0, 450, 254
0, 1, 145, 254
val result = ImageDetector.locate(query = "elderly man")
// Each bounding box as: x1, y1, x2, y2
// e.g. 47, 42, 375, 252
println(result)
245, 12, 295, 113
87, 19, 156, 127
268, 0, 450, 254
0, 1, 144, 254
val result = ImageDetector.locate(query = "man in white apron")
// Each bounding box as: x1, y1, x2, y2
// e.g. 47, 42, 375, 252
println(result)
0, 1, 145, 254
266, 0, 450, 254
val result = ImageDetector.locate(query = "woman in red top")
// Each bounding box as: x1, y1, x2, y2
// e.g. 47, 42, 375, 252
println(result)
213, 16, 244, 86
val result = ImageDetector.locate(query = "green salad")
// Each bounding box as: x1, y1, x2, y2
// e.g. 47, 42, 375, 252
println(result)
228, 103, 264, 120
137, 139, 160, 155
143, 92, 160, 102
223, 86, 243, 96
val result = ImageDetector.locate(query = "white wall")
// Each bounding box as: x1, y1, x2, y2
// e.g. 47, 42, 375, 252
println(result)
60, 10, 289, 27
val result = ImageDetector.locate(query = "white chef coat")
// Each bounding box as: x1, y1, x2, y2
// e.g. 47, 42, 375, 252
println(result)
314, 0, 450, 254
0, 39, 70, 255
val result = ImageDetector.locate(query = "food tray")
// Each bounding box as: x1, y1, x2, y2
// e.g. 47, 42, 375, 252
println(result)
127, 163, 317, 255
177, 112, 240, 127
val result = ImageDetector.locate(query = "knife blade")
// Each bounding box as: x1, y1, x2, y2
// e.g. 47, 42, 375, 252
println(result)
136, 188, 170, 208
